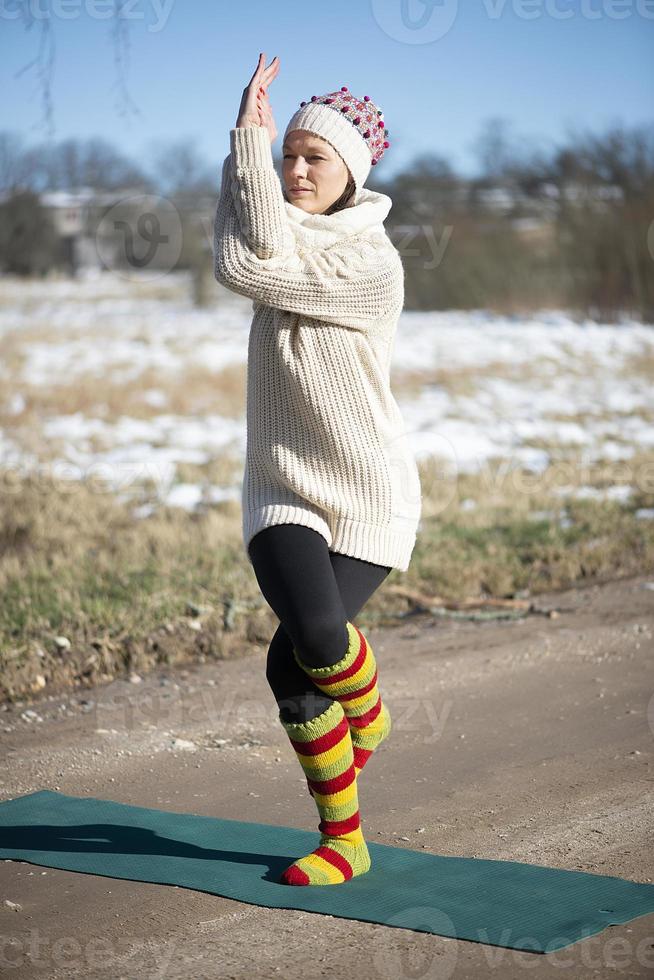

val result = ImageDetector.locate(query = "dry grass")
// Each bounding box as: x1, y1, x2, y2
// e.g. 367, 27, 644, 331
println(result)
619, 347, 654, 379
0, 361, 247, 434
2, 446, 653, 704
412, 449, 654, 599
390, 355, 586, 400
0, 469, 271, 703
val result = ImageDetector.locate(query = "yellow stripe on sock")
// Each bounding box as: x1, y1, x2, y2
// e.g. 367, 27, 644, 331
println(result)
310, 778, 358, 810
295, 730, 352, 771
299, 852, 347, 884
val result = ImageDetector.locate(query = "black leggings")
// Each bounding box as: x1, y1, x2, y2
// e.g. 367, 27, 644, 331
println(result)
247, 523, 392, 724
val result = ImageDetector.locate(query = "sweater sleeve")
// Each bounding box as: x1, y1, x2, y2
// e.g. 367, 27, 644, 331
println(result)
227, 126, 296, 260
213, 130, 405, 333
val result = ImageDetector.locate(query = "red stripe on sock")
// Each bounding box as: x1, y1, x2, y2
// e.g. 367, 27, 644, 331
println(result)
352, 745, 372, 768
287, 714, 350, 756
280, 864, 311, 885
307, 762, 356, 797
347, 696, 382, 728
314, 845, 354, 880
319, 812, 361, 835
337, 668, 378, 702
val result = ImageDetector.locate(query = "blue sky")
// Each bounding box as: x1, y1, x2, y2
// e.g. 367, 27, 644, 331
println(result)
1, 0, 652, 181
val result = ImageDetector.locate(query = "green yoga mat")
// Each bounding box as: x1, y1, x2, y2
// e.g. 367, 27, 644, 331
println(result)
1, 790, 653, 954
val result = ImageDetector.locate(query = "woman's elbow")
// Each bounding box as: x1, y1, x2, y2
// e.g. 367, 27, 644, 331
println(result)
213, 256, 256, 302
214, 250, 237, 289
213, 258, 227, 287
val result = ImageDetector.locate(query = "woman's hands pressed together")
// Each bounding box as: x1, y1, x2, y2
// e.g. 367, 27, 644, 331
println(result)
235, 52, 280, 144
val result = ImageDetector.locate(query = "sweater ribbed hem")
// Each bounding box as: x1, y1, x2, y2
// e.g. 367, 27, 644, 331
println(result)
230, 125, 274, 170
243, 503, 417, 573
243, 503, 333, 564
328, 514, 417, 573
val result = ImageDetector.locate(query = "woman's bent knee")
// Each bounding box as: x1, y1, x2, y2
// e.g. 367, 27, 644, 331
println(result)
293, 618, 349, 669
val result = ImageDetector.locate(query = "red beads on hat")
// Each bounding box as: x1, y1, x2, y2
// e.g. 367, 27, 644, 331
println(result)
292, 88, 391, 169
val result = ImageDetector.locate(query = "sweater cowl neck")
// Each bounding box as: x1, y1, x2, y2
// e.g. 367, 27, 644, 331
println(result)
283, 186, 393, 249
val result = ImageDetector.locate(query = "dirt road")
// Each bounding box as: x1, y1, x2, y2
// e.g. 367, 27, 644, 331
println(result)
1, 575, 653, 979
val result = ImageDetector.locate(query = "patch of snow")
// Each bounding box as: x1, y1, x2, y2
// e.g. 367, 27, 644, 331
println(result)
1, 273, 653, 508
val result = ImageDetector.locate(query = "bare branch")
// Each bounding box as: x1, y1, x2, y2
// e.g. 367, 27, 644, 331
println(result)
13, 1, 56, 140
109, 0, 143, 124
11, 0, 142, 138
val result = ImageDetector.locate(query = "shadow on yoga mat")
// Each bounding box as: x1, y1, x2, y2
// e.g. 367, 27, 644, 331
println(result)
1, 790, 653, 955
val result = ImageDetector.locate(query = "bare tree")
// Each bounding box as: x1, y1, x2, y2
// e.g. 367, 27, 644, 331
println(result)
148, 138, 219, 197
43, 136, 151, 191
0, 131, 152, 193
0, 132, 35, 193
11, 0, 141, 140
470, 117, 518, 180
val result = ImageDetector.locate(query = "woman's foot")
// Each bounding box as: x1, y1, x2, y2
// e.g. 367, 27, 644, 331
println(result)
280, 825, 371, 885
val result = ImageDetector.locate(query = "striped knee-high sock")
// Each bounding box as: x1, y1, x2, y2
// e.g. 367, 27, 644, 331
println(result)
294, 621, 392, 778
278, 699, 371, 885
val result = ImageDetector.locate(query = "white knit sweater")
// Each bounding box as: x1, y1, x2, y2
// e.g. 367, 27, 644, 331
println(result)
213, 125, 421, 572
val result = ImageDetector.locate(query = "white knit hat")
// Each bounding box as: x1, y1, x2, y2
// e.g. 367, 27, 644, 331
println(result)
283, 86, 390, 193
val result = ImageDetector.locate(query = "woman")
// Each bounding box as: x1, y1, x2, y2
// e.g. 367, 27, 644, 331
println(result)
213, 53, 421, 886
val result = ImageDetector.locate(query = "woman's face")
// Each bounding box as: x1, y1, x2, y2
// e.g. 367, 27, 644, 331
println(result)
282, 129, 352, 214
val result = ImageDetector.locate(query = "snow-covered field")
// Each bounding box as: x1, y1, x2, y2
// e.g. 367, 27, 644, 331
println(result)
1, 270, 653, 515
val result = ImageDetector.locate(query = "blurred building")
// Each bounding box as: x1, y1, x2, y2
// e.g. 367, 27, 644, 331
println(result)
39, 188, 97, 273
36, 187, 214, 276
